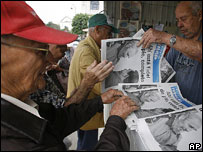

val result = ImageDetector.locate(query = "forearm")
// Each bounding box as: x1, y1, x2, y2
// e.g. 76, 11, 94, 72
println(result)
64, 78, 93, 106
39, 96, 103, 138
61, 96, 103, 136
161, 33, 202, 62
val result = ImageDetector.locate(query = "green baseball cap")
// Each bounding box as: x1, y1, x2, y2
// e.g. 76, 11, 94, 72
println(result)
88, 14, 119, 33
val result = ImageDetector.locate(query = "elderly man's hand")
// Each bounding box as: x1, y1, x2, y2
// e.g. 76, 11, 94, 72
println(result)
82, 60, 114, 88
46, 64, 64, 72
137, 28, 166, 48
101, 89, 124, 104
110, 96, 139, 120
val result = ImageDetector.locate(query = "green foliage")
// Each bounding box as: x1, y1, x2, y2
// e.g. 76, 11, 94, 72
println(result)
61, 26, 70, 32
71, 13, 89, 35
46, 22, 61, 30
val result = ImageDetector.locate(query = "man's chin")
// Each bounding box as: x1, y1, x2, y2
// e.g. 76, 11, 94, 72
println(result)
181, 31, 193, 39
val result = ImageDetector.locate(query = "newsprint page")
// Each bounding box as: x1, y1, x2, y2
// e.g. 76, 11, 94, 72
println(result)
101, 29, 202, 151
101, 29, 175, 93
137, 105, 202, 151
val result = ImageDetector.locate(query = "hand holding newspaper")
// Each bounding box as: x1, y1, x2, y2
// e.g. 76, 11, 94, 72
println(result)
101, 29, 201, 151
101, 29, 175, 93
119, 83, 194, 129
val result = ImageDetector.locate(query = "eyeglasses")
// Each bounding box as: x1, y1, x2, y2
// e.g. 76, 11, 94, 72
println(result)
1, 41, 56, 65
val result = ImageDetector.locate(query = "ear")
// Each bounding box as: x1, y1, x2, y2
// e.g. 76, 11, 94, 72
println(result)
94, 25, 103, 38
95, 25, 100, 33
198, 10, 202, 21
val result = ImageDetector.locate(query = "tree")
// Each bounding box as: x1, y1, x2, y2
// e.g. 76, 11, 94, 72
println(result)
71, 13, 89, 36
46, 22, 61, 30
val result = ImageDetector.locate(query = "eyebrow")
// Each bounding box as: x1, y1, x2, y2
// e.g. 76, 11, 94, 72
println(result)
176, 15, 190, 20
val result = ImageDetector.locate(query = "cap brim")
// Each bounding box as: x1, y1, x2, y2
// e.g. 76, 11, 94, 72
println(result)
14, 26, 78, 45
109, 25, 120, 34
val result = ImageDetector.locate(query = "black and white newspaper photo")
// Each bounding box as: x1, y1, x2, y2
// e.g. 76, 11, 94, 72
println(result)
101, 32, 167, 92
137, 105, 202, 151
160, 57, 176, 83
120, 82, 159, 91
119, 83, 194, 127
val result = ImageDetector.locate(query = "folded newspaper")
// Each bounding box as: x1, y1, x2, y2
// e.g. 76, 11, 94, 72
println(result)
119, 83, 195, 130
101, 29, 175, 93
103, 83, 195, 128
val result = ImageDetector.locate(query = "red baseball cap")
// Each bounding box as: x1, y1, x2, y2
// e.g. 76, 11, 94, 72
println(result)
1, 1, 78, 45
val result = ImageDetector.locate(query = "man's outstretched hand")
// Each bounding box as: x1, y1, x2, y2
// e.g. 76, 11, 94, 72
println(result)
82, 60, 114, 88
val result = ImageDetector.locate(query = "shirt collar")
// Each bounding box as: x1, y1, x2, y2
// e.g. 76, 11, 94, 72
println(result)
1, 93, 42, 118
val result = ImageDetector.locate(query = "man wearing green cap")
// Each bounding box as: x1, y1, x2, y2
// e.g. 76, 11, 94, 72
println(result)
67, 14, 119, 150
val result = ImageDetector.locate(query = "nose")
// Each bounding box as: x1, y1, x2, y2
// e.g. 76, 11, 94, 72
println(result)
177, 20, 184, 28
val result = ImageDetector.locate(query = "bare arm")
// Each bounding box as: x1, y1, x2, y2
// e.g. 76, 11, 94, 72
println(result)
64, 60, 114, 106
137, 28, 202, 62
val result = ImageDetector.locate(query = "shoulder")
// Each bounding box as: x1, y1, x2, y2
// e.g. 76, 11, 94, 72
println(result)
74, 40, 96, 58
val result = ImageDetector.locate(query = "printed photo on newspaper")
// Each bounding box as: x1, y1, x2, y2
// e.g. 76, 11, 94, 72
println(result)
137, 105, 202, 151
118, 83, 195, 128
160, 57, 176, 83
101, 31, 167, 92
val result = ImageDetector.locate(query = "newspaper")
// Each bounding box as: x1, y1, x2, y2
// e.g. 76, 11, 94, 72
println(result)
101, 28, 201, 151
160, 57, 176, 83
103, 83, 194, 128
118, 83, 195, 129
136, 104, 202, 151
101, 29, 175, 92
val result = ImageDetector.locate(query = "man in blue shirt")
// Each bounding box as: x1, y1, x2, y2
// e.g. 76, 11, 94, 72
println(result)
137, 1, 202, 105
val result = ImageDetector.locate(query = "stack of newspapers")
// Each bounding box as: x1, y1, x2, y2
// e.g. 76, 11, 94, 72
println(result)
101, 29, 202, 151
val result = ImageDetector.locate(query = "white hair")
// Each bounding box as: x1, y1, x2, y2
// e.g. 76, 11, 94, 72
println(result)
190, 1, 202, 15
88, 27, 95, 34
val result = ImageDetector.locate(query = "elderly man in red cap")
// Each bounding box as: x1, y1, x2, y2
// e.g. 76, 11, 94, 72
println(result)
1, 1, 138, 151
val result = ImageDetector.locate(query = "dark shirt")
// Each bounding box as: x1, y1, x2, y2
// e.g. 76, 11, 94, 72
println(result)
166, 34, 202, 105
1, 96, 129, 151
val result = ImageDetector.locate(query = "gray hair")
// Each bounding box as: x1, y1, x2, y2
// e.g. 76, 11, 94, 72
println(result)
88, 27, 95, 34
190, 1, 202, 15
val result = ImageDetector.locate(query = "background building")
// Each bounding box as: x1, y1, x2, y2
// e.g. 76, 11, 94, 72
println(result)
60, 1, 104, 30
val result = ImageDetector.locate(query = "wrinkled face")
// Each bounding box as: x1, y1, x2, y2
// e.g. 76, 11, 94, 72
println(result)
175, 2, 202, 39
96, 25, 113, 47
101, 25, 113, 39
49, 44, 67, 62
1, 35, 55, 100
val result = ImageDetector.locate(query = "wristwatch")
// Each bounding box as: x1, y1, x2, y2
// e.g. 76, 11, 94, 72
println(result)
169, 34, 176, 47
